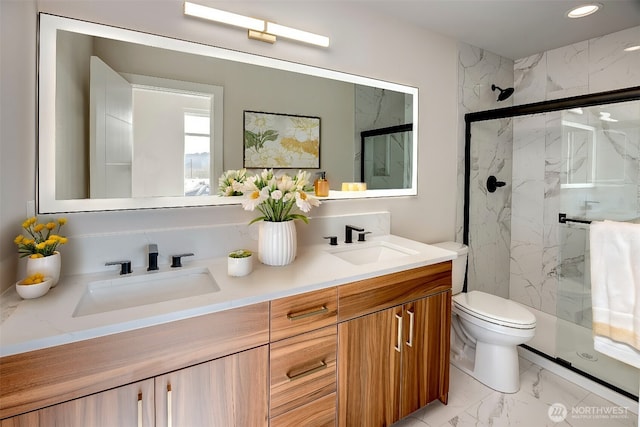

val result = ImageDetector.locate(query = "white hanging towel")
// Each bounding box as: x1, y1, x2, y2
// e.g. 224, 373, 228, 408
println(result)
590, 220, 640, 366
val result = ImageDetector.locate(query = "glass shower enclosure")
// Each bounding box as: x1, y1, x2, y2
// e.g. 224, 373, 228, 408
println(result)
464, 87, 640, 399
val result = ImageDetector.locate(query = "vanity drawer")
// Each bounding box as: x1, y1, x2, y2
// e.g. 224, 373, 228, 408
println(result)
270, 392, 336, 427
271, 287, 337, 341
270, 326, 337, 418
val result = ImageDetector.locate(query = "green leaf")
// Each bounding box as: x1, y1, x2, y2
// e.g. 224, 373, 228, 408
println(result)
262, 129, 279, 142
287, 214, 309, 224
248, 216, 267, 225
244, 130, 260, 150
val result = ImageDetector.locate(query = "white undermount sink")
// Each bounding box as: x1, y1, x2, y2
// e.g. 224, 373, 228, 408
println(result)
73, 267, 220, 317
327, 240, 419, 265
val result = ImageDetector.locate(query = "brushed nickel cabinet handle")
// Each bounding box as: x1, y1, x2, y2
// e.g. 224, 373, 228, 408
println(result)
394, 313, 403, 353
137, 392, 142, 427
406, 309, 415, 347
286, 360, 327, 381
167, 384, 172, 427
287, 305, 328, 321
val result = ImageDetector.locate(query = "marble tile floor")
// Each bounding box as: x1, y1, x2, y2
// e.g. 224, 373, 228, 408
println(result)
394, 358, 638, 427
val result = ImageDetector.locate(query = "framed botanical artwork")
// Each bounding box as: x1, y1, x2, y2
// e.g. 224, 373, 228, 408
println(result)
243, 111, 320, 169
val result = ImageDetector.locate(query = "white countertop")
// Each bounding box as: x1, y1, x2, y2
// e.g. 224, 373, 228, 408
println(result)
0, 235, 456, 357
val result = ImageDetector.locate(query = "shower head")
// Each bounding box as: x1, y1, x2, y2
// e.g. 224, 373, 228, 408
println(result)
491, 84, 514, 102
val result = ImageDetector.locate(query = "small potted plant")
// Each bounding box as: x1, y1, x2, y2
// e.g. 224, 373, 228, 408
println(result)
227, 249, 253, 277
14, 217, 67, 287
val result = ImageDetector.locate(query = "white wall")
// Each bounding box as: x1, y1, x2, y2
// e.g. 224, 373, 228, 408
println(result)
0, 0, 459, 291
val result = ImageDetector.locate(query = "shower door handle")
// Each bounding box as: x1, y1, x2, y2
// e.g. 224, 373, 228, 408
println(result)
487, 175, 506, 193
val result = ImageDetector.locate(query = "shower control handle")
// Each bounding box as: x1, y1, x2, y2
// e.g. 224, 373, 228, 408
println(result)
487, 175, 506, 193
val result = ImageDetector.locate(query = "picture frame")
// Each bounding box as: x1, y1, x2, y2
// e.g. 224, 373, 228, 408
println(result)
243, 111, 321, 169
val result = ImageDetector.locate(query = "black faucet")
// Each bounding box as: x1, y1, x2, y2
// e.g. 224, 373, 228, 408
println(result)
171, 253, 194, 268
147, 244, 159, 271
105, 260, 132, 275
345, 225, 365, 244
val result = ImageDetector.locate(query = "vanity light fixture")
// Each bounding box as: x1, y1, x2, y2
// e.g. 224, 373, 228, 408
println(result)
624, 45, 640, 52
183, 2, 330, 47
183, 2, 264, 31
263, 22, 330, 47
567, 3, 602, 18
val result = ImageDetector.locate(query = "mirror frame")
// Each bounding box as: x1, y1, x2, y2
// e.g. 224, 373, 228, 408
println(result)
37, 13, 419, 213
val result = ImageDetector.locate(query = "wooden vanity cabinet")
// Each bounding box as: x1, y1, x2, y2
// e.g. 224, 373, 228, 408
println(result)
269, 287, 338, 426
1, 261, 452, 427
155, 345, 269, 426
2, 346, 269, 427
1, 379, 155, 427
337, 262, 452, 427
0, 303, 270, 426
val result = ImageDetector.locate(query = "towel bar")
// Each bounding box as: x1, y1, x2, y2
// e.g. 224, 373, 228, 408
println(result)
558, 213, 592, 225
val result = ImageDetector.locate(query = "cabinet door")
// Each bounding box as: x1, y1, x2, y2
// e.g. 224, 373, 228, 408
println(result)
2, 379, 154, 427
400, 290, 451, 418
337, 306, 402, 427
155, 345, 268, 427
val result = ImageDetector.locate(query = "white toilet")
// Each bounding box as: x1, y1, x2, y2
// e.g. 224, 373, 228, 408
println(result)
434, 242, 536, 393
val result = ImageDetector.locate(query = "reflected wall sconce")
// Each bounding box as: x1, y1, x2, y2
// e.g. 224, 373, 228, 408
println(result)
184, 2, 330, 47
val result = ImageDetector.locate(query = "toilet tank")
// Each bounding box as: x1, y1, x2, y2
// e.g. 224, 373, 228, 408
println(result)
432, 241, 468, 295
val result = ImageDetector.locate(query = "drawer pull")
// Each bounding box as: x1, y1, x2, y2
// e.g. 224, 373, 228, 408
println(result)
137, 392, 142, 427
406, 309, 415, 347
286, 360, 327, 381
167, 384, 172, 427
287, 305, 328, 321
394, 313, 403, 353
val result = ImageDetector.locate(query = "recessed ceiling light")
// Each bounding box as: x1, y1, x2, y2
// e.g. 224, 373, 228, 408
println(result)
567, 3, 602, 18
624, 45, 640, 52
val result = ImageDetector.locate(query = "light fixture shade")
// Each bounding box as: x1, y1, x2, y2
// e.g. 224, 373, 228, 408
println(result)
184, 2, 265, 31
265, 22, 330, 47
183, 2, 330, 48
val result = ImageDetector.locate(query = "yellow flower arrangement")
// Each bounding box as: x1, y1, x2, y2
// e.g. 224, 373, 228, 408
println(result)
14, 217, 68, 258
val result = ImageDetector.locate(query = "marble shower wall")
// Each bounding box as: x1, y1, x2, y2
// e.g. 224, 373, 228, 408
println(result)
510, 25, 640, 315
457, 43, 514, 297
458, 26, 640, 310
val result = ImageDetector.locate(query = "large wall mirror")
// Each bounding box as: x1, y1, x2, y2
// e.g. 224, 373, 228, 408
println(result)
38, 13, 418, 213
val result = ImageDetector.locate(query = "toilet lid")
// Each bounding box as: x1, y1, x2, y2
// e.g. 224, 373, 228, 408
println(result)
453, 291, 536, 328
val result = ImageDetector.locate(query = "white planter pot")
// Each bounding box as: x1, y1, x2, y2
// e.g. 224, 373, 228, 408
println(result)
228, 254, 253, 277
26, 251, 61, 287
258, 221, 297, 266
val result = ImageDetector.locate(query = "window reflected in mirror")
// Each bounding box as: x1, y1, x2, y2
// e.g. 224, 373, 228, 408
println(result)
184, 111, 211, 196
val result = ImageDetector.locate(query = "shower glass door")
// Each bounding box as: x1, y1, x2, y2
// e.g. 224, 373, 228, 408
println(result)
465, 89, 640, 400
556, 99, 640, 396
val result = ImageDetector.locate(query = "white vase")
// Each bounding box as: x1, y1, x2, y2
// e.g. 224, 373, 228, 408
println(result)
26, 251, 61, 287
258, 221, 297, 266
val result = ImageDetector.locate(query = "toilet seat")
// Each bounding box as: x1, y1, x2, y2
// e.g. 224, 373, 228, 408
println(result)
453, 291, 536, 329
